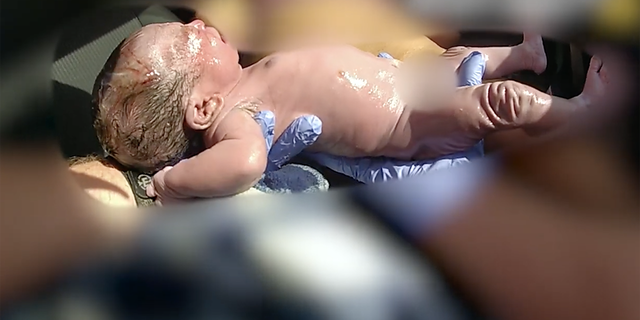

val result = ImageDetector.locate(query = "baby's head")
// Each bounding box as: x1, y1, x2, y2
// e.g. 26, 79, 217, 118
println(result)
93, 20, 241, 173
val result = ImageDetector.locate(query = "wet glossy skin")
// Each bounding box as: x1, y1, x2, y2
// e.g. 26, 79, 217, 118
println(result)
123, 21, 598, 162
114, 20, 464, 159
225, 45, 427, 158
113, 20, 242, 102
113, 21, 608, 199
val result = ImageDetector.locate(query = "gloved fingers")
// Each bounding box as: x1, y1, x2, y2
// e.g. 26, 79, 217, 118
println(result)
267, 114, 322, 171
457, 51, 486, 87
269, 114, 322, 169
378, 52, 394, 59
254, 110, 276, 151
292, 115, 323, 146
254, 110, 273, 131
254, 111, 322, 173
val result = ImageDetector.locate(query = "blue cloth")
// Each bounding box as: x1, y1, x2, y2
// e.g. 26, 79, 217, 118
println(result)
254, 163, 329, 194
254, 51, 487, 184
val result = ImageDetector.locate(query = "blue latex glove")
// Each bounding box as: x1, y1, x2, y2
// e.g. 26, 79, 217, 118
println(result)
254, 111, 322, 172
457, 51, 486, 86
304, 51, 487, 184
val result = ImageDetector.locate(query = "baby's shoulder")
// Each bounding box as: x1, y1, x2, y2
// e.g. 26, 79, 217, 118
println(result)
204, 106, 263, 147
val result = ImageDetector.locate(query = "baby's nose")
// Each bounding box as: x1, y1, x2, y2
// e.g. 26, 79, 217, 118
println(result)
187, 19, 206, 29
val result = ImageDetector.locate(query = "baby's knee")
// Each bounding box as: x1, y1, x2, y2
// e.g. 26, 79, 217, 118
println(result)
484, 80, 537, 128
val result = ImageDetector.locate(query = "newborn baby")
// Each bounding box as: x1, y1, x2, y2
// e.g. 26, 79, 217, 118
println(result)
94, 20, 607, 200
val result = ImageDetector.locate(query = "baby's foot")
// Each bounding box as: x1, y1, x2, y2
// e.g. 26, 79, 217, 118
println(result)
522, 33, 547, 74
573, 56, 609, 108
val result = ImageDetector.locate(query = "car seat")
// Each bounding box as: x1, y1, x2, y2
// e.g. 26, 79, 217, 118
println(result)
51, 5, 183, 158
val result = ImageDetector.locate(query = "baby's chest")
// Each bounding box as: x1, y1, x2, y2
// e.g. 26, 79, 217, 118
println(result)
271, 55, 397, 99
259, 49, 402, 114
265, 46, 386, 81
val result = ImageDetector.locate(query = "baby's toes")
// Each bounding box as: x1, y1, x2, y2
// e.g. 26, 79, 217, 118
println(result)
586, 56, 607, 87
589, 56, 603, 73
600, 65, 610, 83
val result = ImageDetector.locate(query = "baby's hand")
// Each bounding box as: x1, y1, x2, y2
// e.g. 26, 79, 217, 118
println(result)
146, 166, 175, 206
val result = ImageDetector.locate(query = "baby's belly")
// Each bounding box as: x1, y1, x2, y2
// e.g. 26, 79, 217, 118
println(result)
301, 99, 406, 158
266, 47, 412, 157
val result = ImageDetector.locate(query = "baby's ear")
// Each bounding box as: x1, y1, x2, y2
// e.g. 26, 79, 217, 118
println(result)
185, 94, 224, 131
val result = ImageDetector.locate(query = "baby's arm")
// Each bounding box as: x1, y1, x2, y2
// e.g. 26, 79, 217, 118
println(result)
160, 109, 267, 199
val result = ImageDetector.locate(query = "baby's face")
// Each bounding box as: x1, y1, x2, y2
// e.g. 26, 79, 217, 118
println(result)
129, 20, 241, 94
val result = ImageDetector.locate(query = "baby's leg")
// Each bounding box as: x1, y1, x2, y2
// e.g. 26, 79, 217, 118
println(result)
441, 33, 547, 79
462, 56, 606, 135
403, 57, 605, 159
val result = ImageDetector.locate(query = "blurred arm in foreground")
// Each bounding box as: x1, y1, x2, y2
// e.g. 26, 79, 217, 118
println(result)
0, 145, 134, 304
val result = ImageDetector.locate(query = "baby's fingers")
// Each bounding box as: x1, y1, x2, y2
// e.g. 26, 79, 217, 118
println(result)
146, 182, 156, 198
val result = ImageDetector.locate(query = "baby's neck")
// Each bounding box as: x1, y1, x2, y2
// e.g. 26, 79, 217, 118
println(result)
202, 63, 270, 142
226, 64, 270, 107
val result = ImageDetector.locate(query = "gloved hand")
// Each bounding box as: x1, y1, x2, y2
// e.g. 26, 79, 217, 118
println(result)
456, 51, 486, 86
254, 110, 322, 172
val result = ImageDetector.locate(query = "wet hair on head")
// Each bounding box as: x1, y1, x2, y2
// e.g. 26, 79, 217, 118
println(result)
92, 32, 200, 174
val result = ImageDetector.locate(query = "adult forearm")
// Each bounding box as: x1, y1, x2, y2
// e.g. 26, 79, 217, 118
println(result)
0, 145, 110, 304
